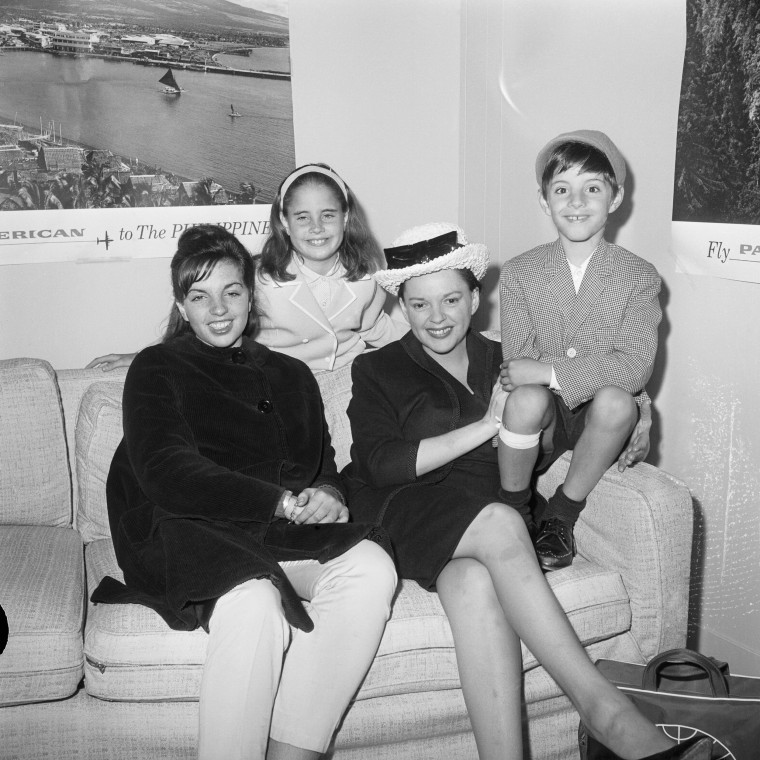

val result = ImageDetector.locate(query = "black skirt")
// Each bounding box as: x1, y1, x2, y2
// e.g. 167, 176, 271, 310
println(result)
380, 459, 501, 590
378, 372, 502, 590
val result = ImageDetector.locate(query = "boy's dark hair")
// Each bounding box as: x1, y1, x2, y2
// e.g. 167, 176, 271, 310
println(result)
258, 164, 383, 283
397, 267, 481, 301
164, 224, 257, 341
540, 142, 619, 199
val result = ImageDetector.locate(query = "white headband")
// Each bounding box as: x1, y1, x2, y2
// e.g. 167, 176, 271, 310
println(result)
278, 164, 349, 204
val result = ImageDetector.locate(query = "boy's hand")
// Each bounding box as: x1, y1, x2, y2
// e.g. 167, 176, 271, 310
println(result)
290, 487, 349, 524
499, 358, 552, 391
617, 402, 652, 470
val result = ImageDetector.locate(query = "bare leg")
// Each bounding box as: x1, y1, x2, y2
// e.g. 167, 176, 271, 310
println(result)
498, 384, 555, 491
437, 558, 524, 760
452, 504, 673, 759
562, 386, 638, 501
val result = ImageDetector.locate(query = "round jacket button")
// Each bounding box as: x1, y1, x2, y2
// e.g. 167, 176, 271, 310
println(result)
302, 338, 309, 343
257, 400, 273, 413
566, 347, 577, 358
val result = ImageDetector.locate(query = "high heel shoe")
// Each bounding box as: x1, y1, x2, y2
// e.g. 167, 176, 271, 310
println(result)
578, 722, 713, 760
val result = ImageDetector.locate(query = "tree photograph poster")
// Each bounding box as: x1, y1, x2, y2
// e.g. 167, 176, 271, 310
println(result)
672, 0, 760, 284
0, 0, 294, 265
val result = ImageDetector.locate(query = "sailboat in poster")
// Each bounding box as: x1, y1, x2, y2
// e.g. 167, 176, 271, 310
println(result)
159, 68, 185, 95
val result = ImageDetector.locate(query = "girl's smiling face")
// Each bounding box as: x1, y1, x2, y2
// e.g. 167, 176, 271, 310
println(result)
176, 259, 251, 348
281, 182, 348, 275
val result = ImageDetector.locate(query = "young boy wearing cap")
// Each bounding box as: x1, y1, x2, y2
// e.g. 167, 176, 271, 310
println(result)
497, 130, 662, 571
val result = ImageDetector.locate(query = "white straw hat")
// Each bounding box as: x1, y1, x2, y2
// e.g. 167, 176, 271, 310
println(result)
375, 222, 489, 296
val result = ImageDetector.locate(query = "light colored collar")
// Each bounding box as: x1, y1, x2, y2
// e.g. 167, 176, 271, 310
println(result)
291, 252, 344, 283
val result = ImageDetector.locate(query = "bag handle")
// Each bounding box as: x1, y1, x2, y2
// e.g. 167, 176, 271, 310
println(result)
642, 648, 729, 697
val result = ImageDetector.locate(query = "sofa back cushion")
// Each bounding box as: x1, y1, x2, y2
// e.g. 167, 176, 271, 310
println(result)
0, 358, 71, 526
314, 361, 354, 470
76, 382, 124, 543
57, 367, 127, 526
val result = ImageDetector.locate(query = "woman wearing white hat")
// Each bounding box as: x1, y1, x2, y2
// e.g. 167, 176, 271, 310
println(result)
342, 222, 708, 760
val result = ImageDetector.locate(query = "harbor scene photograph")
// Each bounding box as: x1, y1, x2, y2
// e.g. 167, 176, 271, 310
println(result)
0, 0, 295, 213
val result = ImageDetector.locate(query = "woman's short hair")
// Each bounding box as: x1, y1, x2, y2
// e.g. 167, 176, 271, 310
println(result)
258, 163, 383, 283
540, 142, 619, 199
397, 267, 481, 301
163, 224, 257, 341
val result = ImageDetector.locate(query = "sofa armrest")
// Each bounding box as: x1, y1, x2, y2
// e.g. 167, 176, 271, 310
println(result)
536, 454, 693, 660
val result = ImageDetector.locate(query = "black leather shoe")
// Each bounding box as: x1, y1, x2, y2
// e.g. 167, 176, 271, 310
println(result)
534, 517, 575, 570
578, 722, 713, 760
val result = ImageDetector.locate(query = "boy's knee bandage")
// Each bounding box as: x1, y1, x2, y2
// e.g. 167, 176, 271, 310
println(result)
499, 426, 541, 449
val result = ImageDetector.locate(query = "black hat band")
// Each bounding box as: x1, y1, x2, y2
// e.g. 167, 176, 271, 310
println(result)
384, 230, 463, 270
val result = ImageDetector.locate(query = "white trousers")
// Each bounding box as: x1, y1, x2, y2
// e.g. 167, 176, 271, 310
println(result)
197, 540, 397, 760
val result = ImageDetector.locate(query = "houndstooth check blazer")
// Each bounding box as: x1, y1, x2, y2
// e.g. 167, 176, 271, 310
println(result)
499, 238, 662, 410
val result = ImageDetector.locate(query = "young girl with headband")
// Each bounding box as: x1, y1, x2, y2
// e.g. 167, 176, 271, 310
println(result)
254, 162, 408, 371
87, 163, 408, 373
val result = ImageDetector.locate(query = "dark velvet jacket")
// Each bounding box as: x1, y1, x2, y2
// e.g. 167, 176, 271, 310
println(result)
91, 334, 377, 632
342, 330, 502, 524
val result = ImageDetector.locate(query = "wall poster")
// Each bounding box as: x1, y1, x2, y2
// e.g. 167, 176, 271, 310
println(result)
672, 0, 760, 284
0, 0, 293, 265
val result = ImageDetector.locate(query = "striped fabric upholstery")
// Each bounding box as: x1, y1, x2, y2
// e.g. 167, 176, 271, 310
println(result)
0, 358, 70, 527
75, 383, 124, 544
0, 525, 84, 705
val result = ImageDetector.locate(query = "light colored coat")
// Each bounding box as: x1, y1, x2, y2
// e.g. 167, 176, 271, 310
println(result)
499, 239, 662, 409
255, 259, 408, 371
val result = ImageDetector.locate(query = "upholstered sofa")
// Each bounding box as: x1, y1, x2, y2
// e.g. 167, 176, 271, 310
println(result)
0, 354, 693, 760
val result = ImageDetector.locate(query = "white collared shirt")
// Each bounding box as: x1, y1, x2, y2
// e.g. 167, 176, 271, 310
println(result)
567, 253, 593, 294
292, 255, 345, 313
550, 253, 594, 390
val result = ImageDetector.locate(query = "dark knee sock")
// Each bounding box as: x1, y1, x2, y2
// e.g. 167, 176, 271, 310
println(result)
497, 486, 534, 528
542, 484, 586, 527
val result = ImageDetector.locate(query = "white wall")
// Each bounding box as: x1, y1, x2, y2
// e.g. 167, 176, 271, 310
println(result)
0, 258, 171, 367
461, 0, 760, 675
289, 0, 462, 247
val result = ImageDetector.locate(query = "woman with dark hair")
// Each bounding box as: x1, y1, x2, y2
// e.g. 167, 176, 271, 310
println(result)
92, 225, 397, 760
343, 222, 709, 760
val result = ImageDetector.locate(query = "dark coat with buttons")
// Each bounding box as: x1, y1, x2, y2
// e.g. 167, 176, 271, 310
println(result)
91, 333, 379, 633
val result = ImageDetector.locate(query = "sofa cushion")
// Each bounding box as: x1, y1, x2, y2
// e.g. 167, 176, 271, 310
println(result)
0, 358, 70, 526
314, 361, 354, 470
0, 525, 84, 705
75, 382, 124, 544
538, 454, 692, 660
357, 556, 632, 700
84, 533, 631, 703
57, 367, 127, 534
83, 539, 207, 701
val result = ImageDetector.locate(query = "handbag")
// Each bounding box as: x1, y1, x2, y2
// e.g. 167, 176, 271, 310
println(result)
591, 648, 760, 759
